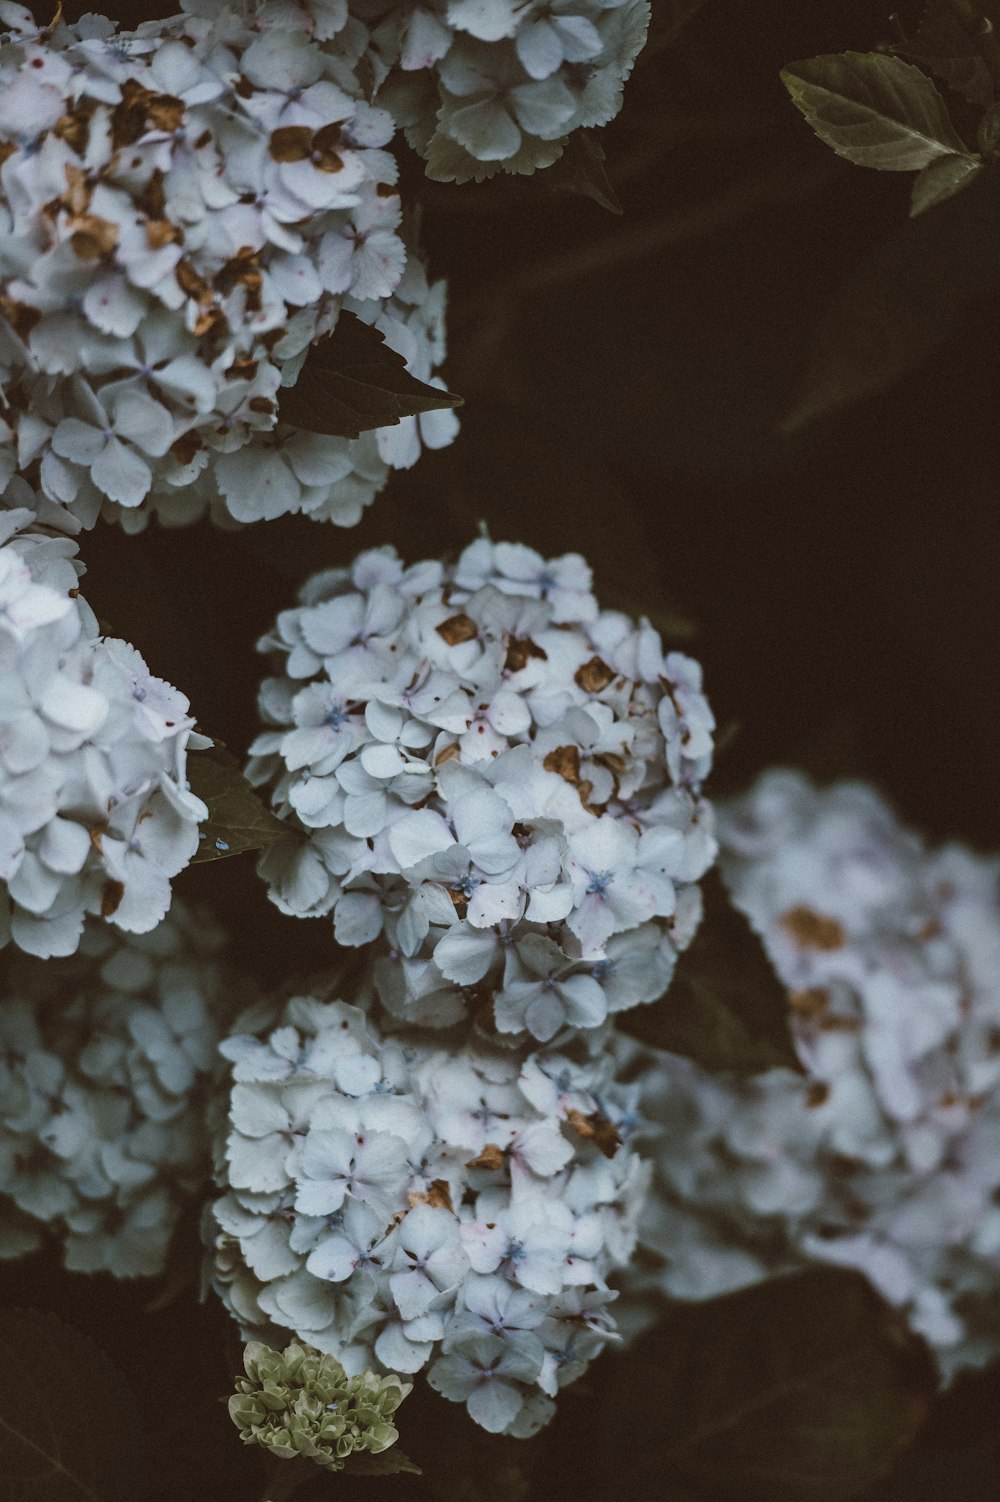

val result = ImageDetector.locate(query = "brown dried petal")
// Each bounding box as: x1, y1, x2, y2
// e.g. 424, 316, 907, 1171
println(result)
139, 168, 167, 218
193, 305, 225, 337
574, 656, 615, 694
436, 613, 478, 646
543, 745, 581, 784
146, 94, 186, 132
171, 431, 203, 466
62, 163, 92, 215
566, 1107, 622, 1159
408, 1179, 455, 1212
145, 217, 182, 249
175, 258, 211, 301
789, 988, 829, 1019
100, 879, 125, 918
269, 125, 313, 162
0, 295, 41, 340
466, 1144, 505, 1172
504, 635, 548, 674
780, 905, 846, 952
69, 214, 119, 259
54, 106, 93, 155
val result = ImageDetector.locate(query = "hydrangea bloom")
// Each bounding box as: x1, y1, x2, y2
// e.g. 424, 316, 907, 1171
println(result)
0, 495, 207, 956
206, 989, 649, 1435
248, 538, 716, 1041
622, 771, 1000, 1380
247, 0, 651, 183
0, 2, 454, 530
0, 902, 229, 1276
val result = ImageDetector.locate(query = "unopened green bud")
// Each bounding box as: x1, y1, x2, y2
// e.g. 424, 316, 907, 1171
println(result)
228, 1340, 412, 1473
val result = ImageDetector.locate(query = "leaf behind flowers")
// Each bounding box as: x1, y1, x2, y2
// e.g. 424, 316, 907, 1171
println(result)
188, 740, 288, 863
620, 866, 800, 1074
604, 1269, 934, 1502
896, 0, 1000, 109
278, 312, 462, 439
783, 164, 1000, 430
0, 1308, 145, 1502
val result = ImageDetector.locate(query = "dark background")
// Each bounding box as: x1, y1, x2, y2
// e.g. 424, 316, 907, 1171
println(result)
6, 0, 1000, 1498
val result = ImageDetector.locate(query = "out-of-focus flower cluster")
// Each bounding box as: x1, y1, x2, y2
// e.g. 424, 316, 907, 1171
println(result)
229, 1338, 410, 1471
0, 492, 206, 957
622, 771, 1000, 1380
248, 538, 716, 1042
0, 0, 455, 532
207, 988, 648, 1435
0, 902, 227, 1276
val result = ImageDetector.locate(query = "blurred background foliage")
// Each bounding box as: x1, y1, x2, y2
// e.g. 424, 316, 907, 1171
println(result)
7, 0, 1000, 1498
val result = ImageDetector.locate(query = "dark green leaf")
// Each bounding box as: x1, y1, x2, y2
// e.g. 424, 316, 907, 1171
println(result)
911, 150, 983, 212
620, 866, 800, 1073
278, 311, 462, 438
543, 131, 622, 215
188, 740, 288, 863
781, 52, 970, 169
604, 1269, 933, 1502
896, 0, 1000, 109
0, 1308, 145, 1502
783, 165, 1000, 429
346, 1449, 422, 1476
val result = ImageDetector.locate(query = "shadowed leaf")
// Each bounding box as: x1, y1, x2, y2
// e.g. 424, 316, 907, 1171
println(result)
911, 151, 983, 212
620, 866, 800, 1073
783, 165, 1000, 429
347, 1449, 422, 1476
0, 1308, 145, 1502
605, 1269, 933, 1502
896, 0, 1000, 109
188, 741, 288, 863
782, 52, 970, 169
278, 311, 462, 438
544, 131, 622, 214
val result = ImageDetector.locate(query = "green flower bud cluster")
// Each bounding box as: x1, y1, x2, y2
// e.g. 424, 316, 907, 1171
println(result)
228, 1340, 411, 1473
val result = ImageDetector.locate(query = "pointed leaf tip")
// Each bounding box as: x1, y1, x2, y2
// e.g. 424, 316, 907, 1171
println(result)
278, 310, 463, 439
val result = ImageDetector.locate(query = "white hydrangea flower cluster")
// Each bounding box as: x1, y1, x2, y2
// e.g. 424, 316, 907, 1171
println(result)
0, 490, 207, 958
250, 0, 651, 183
623, 771, 1000, 1380
207, 988, 648, 1435
0, 902, 227, 1276
248, 538, 716, 1042
0, 1, 455, 532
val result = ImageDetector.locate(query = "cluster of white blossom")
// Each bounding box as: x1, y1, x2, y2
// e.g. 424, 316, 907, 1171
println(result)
0, 0, 455, 531
207, 988, 648, 1434
241, 0, 652, 183
622, 772, 1000, 1380
0, 902, 227, 1276
248, 538, 716, 1041
0, 488, 207, 957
